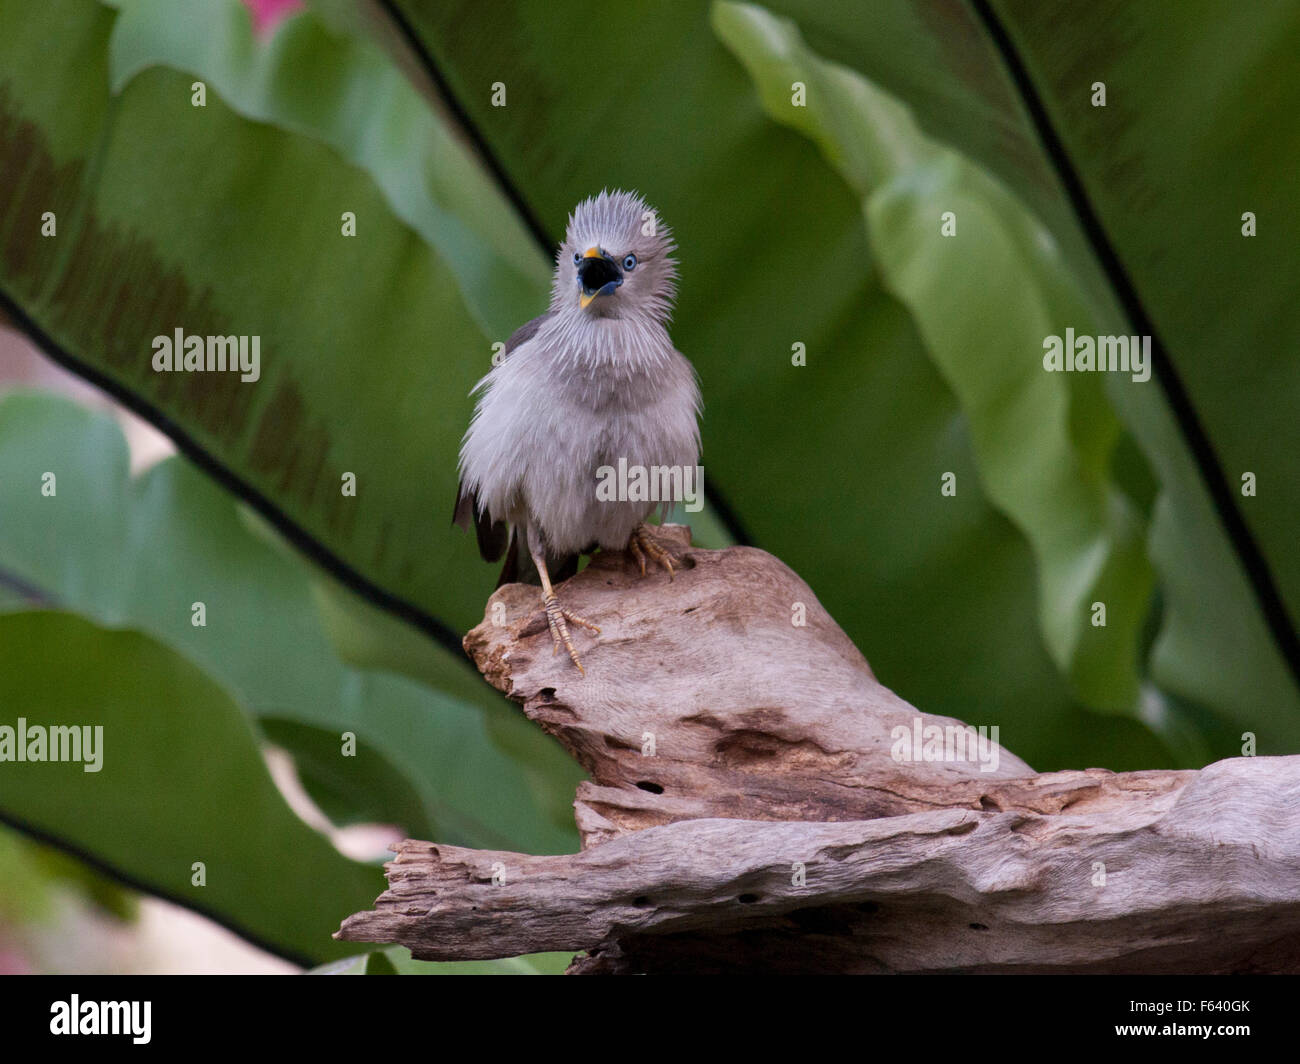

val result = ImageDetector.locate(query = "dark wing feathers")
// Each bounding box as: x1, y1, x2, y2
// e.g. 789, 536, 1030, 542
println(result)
495, 529, 521, 587
502, 313, 547, 354
452, 313, 551, 568
453, 483, 509, 562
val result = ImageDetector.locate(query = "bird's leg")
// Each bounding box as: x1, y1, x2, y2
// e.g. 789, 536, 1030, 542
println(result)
527, 525, 600, 675
627, 521, 677, 581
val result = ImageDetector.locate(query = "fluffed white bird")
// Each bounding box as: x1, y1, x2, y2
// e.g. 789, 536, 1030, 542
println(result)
455, 190, 702, 674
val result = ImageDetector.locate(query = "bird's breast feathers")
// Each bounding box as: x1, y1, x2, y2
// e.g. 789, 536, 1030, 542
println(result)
459, 328, 700, 542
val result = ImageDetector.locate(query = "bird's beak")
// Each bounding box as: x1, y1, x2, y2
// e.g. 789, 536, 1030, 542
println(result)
577, 246, 622, 309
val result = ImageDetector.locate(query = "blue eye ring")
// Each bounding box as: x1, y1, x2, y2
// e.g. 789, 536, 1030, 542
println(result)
572, 251, 581, 266
623, 254, 637, 271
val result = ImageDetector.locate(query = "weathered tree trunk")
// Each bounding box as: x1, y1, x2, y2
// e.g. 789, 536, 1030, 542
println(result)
337, 527, 1300, 973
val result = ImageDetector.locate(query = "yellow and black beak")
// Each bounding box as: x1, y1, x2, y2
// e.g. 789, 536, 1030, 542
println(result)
577, 246, 623, 309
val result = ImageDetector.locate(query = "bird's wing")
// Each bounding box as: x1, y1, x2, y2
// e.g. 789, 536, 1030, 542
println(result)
452, 483, 509, 561
452, 312, 553, 561
500, 313, 548, 355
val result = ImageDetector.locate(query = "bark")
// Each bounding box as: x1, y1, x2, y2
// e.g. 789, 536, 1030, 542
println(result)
336, 528, 1300, 973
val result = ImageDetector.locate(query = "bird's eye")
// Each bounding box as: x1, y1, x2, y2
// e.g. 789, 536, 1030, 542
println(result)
572, 251, 581, 266
623, 254, 637, 271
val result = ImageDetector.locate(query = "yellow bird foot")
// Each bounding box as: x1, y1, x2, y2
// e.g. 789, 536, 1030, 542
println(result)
542, 589, 601, 675
627, 522, 677, 581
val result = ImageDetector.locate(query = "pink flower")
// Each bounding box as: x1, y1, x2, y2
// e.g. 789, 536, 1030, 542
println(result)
242, 0, 304, 36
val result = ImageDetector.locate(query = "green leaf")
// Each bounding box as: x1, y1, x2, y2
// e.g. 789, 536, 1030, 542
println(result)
713, 0, 1153, 713
1119, 380, 1299, 748
978, 0, 1300, 746
0, 610, 382, 965
303, 573, 584, 837
739, 0, 1300, 746
755, 0, 1112, 315
0, 389, 580, 852
104, 0, 548, 340
985, 0, 1300, 628
0, 0, 510, 633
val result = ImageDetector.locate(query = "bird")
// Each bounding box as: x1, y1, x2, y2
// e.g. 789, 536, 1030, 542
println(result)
454, 190, 701, 674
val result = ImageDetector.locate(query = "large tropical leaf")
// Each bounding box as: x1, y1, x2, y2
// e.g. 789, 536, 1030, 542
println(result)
0, 390, 581, 852
744, 0, 1300, 745
714, 1, 1153, 713
987, 0, 1300, 630
983, 0, 1300, 744
0, 610, 382, 965
104, 0, 547, 341
0, 0, 507, 638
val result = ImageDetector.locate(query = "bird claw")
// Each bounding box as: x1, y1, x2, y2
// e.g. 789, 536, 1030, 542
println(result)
628, 523, 676, 581
542, 590, 600, 675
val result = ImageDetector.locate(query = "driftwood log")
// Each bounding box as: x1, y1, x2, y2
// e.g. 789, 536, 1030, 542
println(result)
337, 527, 1300, 973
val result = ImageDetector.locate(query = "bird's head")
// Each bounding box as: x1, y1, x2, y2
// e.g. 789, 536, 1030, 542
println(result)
554, 189, 677, 322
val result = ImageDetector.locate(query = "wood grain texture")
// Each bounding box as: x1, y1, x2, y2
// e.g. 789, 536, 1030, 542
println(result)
337, 531, 1300, 973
